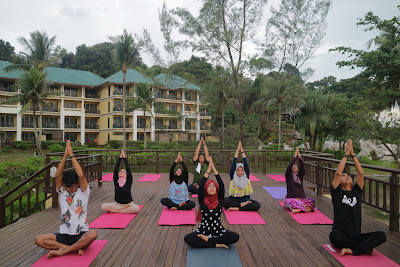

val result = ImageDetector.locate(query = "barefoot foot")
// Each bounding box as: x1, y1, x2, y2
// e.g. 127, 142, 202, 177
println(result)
291, 209, 301, 214
47, 247, 68, 258
170, 207, 177, 210
367, 248, 375, 256
228, 207, 239, 211
339, 248, 353, 256
197, 234, 209, 242
216, 243, 229, 248
240, 201, 252, 208
78, 249, 84, 255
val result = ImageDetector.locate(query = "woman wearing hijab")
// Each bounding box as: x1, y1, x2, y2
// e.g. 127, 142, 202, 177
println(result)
284, 147, 315, 214
223, 141, 261, 211
100, 149, 140, 213
184, 158, 239, 248
161, 152, 196, 210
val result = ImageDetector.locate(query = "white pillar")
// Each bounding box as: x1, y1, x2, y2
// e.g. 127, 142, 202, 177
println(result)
80, 111, 85, 144
196, 103, 200, 140
16, 106, 22, 141
150, 102, 155, 141
133, 111, 138, 141
181, 102, 185, 131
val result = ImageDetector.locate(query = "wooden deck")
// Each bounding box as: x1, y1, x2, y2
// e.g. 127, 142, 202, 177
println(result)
0, 173, 399, 267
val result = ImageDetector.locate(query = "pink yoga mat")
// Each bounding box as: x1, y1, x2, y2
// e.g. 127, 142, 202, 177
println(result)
32, 240, 108, 267
249, 174, 261, 181
191, 194, 198, 198
323, 244, 399, 267
95, 173, 113, 182
223, 208, 266, 225
89, 205, 143, 228
158, 206, 196, 225
279, 202, 333, 224
267, 174, 286, 182
137, 174, 162, 182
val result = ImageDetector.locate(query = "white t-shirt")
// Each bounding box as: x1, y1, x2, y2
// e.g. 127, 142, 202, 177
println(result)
57, 186, 90, 235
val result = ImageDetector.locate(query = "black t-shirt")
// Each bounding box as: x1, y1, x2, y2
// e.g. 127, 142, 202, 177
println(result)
113, 158, 133, 204
330, 183, 363, 235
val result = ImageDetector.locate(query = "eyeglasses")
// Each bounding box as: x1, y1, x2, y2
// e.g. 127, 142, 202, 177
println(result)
63, 184, 77, 189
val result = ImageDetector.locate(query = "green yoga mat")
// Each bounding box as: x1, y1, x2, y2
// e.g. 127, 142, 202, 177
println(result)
186, 244, 242, 267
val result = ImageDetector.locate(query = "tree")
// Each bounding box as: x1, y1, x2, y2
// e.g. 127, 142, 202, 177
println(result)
5, 31, 62, 72
0, 40, 15, 61
170, 0, 268, 141
2, 68, 55, 156
263, 0, 332, 75
330, 9, 400, 110
295, 92, 337, 151
126, 83, 155, 150
109, 29, 142, 150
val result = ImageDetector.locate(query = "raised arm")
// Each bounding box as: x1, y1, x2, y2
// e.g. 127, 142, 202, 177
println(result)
181, 158, 189, 186
170, 153, 180, 183
285, 156, 296, 178
203, 139, 210, 162
114, 151, 123, 182
230, 157, 238, 180
240, 142, 250, 176
211, 161, 224, 201
122, 158, 132, 183
193, 137, 202, 161
351, 146, 364, 190
67, 141, 87, 191
332, 139, 352, 189
198, 161, 212, 204
55, 144, 69, 191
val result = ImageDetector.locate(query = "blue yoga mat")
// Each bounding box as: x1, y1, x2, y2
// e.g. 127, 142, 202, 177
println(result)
263, 187, 287, 199
186, 244, 242, 267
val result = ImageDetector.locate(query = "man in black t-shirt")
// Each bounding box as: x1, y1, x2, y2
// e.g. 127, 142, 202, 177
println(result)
330, 139, 386, 256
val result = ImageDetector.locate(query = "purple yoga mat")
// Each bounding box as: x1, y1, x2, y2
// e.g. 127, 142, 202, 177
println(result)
279, 201, 333, 224
267, 174, 286, 182
32, 240, 108, 267
158, 206, 196, 225
263, 187, 287, 199
137, 174, 162, 182
223, 208, 266, 225
249, 175, 261, 181
89, 205, 143, 228
323, 244, 399, 267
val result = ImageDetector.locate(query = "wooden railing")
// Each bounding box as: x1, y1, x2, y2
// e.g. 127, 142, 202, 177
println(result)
302, 154, 400, 232
0, 153, 103, 228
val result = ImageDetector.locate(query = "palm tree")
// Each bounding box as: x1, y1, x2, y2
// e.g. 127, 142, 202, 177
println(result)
1, 68, 61, 156
109, 29, 142, 150
265, 73, 305, 149
5, 31, 60, 72
127, 83, 155, 150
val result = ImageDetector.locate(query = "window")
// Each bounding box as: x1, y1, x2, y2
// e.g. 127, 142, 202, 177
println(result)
85, 134, 97, 142
84, 103, 98, 114
156, 119, 164, 129
185, 120, 192, 130
108, 102, 110, 112
137, 133, 144, 141
85, 89, 98, 98
64, 102, 78, 108
156, 90, 164, 98
43, 102, 58, 112
168, 91, 177, 100
0, 115, 14, 127
113, 101, 123, 111
85, 119, 97, 129
64, 87, 78, 97
48, 86, 58, 92
113, 117, 122, 128
65, 118, 77, 128
108, 86, 111, 96
0, 81, 14, 92
108, 118, 110, 128
169, 120, 178, 129
114, 85, 123, 95
22, 133, 35, 141
168, 105, 177, 111
65, 133, 78, 142
137, 117, 146, 128
22, 117, 38, 128
42, 117, 58, 128
185, 106, 191, 112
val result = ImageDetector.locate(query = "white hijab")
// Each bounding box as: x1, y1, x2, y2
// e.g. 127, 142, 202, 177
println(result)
233, 163, 249, 189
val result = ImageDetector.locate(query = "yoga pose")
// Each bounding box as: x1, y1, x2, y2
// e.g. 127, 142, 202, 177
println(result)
329, 139, 386, 256
185, 158, 239, 248
284, 147, 315, 214
161, 152, 196, 210
35, 140, 98, 258
223, 141, 261, 211
100, 149, 140, 213
188, 137, 210, 194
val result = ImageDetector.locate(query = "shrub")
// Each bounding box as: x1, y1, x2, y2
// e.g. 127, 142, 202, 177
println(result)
104, 145, 112, 149
41, 141, 66, 149
3, 145, 12, 152
359, 156, 374, 165
48, 144, 65, 153
87, 142, 97, 148
107, 140, 121, 149
79, 145, 88, 150
14, 141, 33, 150
323, 148, 344, 160
369, 150, 379, 161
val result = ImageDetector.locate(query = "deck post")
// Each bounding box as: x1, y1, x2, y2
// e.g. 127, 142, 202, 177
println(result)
263, 151, 266, 174
98, 155, 103, 187
389, 173, 399, 232
0, 196, 5, 228
316, 160, 323, 196
51, 175, 58, 208
156, 152, 159, 174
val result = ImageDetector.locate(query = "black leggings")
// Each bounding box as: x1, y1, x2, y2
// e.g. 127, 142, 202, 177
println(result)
223, 197, 261, 211
184, 230, 239, 248
188, 184, 199, 194
329, 231, 386, 256
161, 198, 196, 210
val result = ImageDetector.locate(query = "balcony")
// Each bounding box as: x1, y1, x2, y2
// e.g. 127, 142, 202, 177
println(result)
155, 124, 166, 129
155, 95, 182, 100
113, 124, 132, 128
85, 94, 100, 99
22, 123, 60, 129
137, 124, 146, 129
85, 109, 100, 114
0, 87, 15, 93
168, 125, 178, 130
85, 125, 99, 129
185, 125, 192, 130
113, 107, 123, 112
0, 122, 15, 127
200, 110, 212, 116
184, 96, 195, 101
65, 124, 80, 129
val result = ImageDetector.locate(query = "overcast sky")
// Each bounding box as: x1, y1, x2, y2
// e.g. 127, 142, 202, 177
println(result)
1, 0, 398, 82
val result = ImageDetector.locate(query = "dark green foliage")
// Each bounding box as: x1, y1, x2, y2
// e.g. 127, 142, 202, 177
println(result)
48, 144, 64, 153
14, 141, 33, 150
3, 145, 12, 152
0, 39, 15, 61
107, 140, 122, 149
87, 142, 98, 148
41, 141, 66, 149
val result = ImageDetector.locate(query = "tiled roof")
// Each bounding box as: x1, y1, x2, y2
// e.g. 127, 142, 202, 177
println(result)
154, 73, 201, 90
97, 69, 154, 86
0, 60, 24, 79
44, 67, 104, 86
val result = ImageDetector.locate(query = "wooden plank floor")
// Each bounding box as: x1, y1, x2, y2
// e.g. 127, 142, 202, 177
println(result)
0, 172, 399, 267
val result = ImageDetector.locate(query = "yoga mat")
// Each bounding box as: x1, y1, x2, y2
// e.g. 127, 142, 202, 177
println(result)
32, 240, 108, 267
186, 243, 242, 267
263, 187, 287, 199
323, 244, 399, 267
249, 174, 261, 181
191, 194, 198, 198
223, 209, 266, 225
137, 174, 162, 182
279, 202, 333, 224
95, 173, 113, 182
158, 206, 196, 225
89, 205, 143, 228
267, 174, 286, 182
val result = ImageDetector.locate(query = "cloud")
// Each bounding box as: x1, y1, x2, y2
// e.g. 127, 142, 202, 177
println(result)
60, 5, 90, 19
